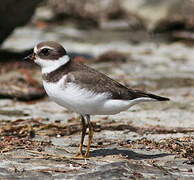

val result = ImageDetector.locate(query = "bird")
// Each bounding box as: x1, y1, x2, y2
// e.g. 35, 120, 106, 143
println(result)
24, 41, 170, 158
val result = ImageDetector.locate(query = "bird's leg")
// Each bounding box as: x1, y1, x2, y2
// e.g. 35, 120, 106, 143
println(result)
85, 114, 94, 157
76, 115, 87, 157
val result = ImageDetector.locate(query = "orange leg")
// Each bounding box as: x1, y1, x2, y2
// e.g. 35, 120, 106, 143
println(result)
85, 115, 93, 157
76, 115, 87, 157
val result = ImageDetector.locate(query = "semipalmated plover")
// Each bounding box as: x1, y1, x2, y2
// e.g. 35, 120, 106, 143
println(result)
25, 41, 169, 157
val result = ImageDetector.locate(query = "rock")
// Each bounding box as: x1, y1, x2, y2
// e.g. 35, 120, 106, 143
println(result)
0, 168, 52, 180
120, 0, 194, 31
47, 0, 194, 34
48, 0, 129, 28
0, 61, 45, 101
96, 51, 127, 63
0, 0, 42, 45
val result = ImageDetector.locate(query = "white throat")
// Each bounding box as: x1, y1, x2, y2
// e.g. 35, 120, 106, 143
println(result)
35, 55, 70, 74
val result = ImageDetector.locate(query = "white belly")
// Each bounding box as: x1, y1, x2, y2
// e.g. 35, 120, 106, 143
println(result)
43, 77, 154, 115
43, 78, 109, 115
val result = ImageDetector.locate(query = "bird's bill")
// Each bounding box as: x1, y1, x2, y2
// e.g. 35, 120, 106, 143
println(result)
24, 53, 35, 61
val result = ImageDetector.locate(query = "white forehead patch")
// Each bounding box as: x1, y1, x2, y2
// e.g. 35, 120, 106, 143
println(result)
34, 46, 38, 54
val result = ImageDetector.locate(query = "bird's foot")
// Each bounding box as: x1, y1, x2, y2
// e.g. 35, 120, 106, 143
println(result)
74, 152, 90, 159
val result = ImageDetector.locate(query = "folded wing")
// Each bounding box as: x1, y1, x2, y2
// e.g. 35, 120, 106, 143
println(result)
66, 67, 169, 101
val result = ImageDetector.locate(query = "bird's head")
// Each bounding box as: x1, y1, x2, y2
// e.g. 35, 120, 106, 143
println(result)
24, 41, 70, 73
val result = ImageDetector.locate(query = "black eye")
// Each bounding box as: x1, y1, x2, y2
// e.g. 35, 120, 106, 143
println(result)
40, 48, 50, 56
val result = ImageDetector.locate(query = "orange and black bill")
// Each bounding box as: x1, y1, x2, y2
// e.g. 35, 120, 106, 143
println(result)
24, 53, 35, 61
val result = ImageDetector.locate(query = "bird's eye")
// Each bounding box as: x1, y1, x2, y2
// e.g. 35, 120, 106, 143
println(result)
40, 48, 50, 56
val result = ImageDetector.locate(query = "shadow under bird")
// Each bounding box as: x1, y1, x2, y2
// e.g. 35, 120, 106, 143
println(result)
24, 41, 170, 158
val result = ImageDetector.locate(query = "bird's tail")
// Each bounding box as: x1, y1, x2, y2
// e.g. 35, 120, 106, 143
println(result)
147, 93, 170, 101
